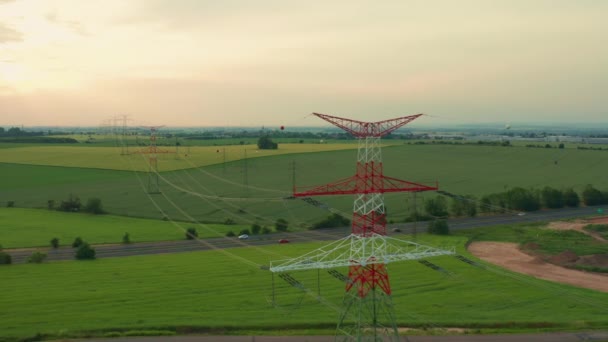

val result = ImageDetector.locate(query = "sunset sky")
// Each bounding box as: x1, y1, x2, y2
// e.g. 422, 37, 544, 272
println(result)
1, 0, 606, 127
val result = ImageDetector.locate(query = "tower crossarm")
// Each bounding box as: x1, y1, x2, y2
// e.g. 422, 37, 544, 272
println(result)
294, 175, 437, 197
269, 234, 455, 273
313, 112, 423, 138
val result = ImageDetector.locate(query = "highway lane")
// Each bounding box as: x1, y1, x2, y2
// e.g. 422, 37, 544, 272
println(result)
5, 204, 606, 264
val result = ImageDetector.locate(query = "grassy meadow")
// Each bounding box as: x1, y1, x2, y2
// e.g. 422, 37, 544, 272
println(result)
0, 208, 249, 248
1, 234, 608, 340
1, 142, 608, 226
0, 143, 360, 172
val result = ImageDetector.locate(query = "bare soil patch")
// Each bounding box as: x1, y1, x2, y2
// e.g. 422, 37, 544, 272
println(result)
547, 218, 608, 242
468, 242, 608, 293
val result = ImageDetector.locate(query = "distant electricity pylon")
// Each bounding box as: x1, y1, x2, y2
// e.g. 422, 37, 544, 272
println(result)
270, 113, 454, 341
118, 115, 130, 155
131, 125, 175, 193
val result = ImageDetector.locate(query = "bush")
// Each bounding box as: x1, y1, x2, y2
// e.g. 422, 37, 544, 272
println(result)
226, 231, 236, 237
424, 196, 448, 218
428, 220, 450, 235
0, 251, 11, 265
257, 136, 278, 150
224, 218, 236, 225
251, 223, 261, 235
541, 186, 564, 209
50, 238, 59, 249
563, 188, 580, 207
122, 232, 131, 244
185, 227, 198, 240
582, 185, 605, 206
238, 229, 251, 236
262, 227, 272, 234
47, 200, 55, 210
75, 243, 96, 260
312, 214, 350, 230
58, 194, 81, 212
275, 218, 288, 232
6, 201, 14, 208
27, 252, 47, 263
83, 197, 106, 214
72, 237, 84, 248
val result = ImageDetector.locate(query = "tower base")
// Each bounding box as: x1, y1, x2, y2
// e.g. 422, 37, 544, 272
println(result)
336, 287, 400, 342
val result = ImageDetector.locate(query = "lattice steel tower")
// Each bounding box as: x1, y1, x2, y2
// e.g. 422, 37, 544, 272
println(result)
270, 113, 454, 341
132, 126, 174, 193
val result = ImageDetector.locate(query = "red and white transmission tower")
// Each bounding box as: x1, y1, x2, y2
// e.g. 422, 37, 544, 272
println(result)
270, 113, 454, 341
131, 126, 174, 193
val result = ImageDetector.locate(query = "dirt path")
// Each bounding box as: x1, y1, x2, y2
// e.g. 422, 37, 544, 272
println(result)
468, 242, 608, 293
547, 218, 608, 242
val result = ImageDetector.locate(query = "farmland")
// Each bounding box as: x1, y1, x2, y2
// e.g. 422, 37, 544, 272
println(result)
2, 139, 608, 340
1, 234, 608, 341
0, 208, 248, 248
1, 142, 607, 225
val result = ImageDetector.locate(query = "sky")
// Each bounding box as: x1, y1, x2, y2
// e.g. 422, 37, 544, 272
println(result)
0, 0, 607, 127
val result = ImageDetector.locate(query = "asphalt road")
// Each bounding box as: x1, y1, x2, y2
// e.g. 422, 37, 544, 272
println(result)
5, 204, 606, 264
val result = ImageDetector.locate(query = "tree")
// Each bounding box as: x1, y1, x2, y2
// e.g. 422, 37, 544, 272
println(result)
449, 195, 477, 217
72, 237, 84, 248
251, 223, 261, 235
428, 220, 449, 235
275, 218, 288, 232
238, 228, 251, 236
185, 227, 198, 240
505, 187, 540, 211
582, 185, 604, 206
262, 227, 272, 234
50, 238, 59, 249
257, 136, 278, 150
122, 232, 131, 244
0, 251, 11, 265
47, 200, 55, 210
563, 188, 580, 207
311, 214, 350, 230
424, 196, 448, 218
59, 194, 81, 212
6, 201, 14, 208
226, 231, 236, 237
83, 198, 105, 214
75, 242, 96, 260
27, 252, 47, 263
541, 186, 564, 209
558, 143, 565, 149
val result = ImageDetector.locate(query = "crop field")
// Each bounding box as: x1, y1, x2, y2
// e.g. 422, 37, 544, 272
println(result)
0, 143, 361, 172
1, 234, 607, 340
0, 208, 248, 248
2, 140, 608, 340
1, 142, 608, 226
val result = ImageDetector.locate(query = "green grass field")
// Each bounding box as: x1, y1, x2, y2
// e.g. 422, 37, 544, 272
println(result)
456, 223, 608, 256
1, 142, 608, 226
1, 234, 607, 340
0, 208, 249, 248
0, 143, 361, 171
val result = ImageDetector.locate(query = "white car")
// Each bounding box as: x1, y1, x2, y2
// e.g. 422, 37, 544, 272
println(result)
238, 234, 249, 239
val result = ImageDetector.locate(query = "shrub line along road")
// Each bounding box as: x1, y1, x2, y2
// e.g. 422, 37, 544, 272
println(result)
5, 205, 606, 264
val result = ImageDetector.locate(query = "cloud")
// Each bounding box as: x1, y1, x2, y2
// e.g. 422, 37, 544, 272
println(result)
0, 23, 22, 43
45, 12, 89, 36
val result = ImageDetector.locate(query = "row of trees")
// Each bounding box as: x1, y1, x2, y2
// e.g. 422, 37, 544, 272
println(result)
403, 185, 607, 222
225, 218, 289, 237
48, 194, 106, 214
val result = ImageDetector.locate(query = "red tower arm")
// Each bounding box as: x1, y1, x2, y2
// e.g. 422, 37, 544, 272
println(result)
313, 113, 423, 138
294, 174, 437, 197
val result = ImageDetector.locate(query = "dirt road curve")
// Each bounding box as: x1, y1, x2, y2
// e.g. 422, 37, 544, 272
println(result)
58, 331, 608, 342
468, 242, 608, 293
